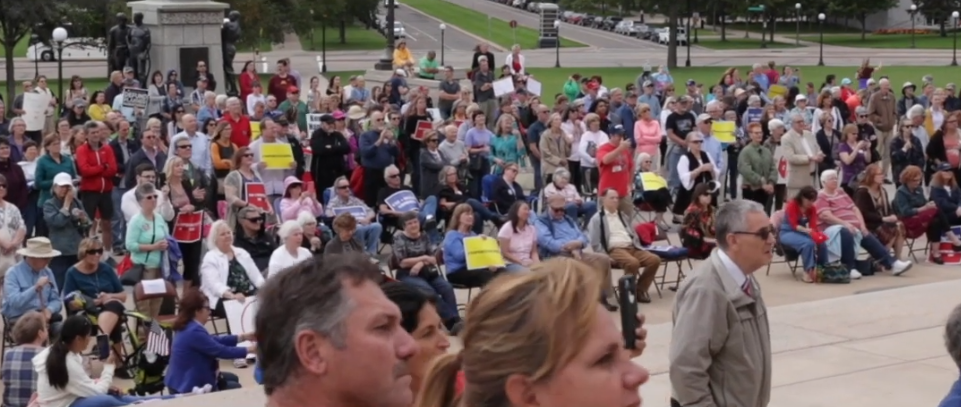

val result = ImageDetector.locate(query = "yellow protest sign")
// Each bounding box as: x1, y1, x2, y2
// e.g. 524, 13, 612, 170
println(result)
768, 84, 788, 100
262, 143, 293, 169
712, 121, 736, 144
639, 172, 667, 191
250, 122, 262, 141
464, 236, 505, 270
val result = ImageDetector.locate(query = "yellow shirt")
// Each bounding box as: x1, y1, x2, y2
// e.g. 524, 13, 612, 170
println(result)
88, 104, 112, 121
604, 210, 632, 249
393, 48, 414, 66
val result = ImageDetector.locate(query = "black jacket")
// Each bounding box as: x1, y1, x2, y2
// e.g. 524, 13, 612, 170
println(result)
309, 129, 349, 179
109, 137, 141, 188
123, 147, 167, 188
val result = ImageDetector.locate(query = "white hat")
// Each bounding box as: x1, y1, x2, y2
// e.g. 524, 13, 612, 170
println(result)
53, 172, 72, 187
394, 69, 407, 77
795, 94, 807, 102
696, 113, 713, 124
17, 237, 61, 258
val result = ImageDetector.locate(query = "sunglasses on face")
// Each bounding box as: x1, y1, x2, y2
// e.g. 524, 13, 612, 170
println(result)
243, 153, 254, 158
336, 185, 350, 189
177, 145, 192, 149
426, 139, 438, 143
86, 248, 104, 256
144, 195, 157, 200
387, 174, 400, 179
550, 207, 565, 214
245, 217, 264, 223
690, 140, 703, 144
733, 227, 773, 240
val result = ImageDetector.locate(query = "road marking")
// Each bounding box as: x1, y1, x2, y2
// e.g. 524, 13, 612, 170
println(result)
406, 24, 439, 43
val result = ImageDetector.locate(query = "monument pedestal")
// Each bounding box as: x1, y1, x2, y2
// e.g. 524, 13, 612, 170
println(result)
127, 0, 229, 87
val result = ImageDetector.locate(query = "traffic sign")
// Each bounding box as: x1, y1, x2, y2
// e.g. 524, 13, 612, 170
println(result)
509, 20, 518, 28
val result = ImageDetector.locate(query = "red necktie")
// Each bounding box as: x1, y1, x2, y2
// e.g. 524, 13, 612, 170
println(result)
742, 278, 753, 297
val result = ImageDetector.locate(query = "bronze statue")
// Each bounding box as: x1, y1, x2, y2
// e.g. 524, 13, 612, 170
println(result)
106, 13, 130, 74
127, 12, 151, 87
221, 10, 241, 96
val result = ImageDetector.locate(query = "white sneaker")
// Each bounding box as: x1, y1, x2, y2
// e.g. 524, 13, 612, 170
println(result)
890, 260, 913, 276
849, 269, 862, 279
233, 358, 248, 368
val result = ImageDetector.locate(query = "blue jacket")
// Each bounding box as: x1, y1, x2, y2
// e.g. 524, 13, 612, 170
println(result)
165, 320, 248, 393
1, 261, 62, 320
535, 213, 589, 256
442, 230, 476, 273
34, 154, 76, 208
616, 103, 637, 147
932, 186, 961, 217
940, 377, 961, 407
359, 130, 398, 170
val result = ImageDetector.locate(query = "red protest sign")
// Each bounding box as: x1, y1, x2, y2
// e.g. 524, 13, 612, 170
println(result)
412, 120, 433, 141
244, 182, 271, 212
172, 211, 204, 243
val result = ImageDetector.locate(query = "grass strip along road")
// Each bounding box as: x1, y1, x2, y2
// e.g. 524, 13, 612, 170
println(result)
400, 0, 586, 49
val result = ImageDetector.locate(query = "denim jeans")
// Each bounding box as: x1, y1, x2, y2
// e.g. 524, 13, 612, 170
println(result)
398, 272, 459, 322
859, 232, 895, 268
666, 144, 684, 192
564, 201, 597, 222
531, 159, 543, 195
504, 263, 529, 273
419, 196, 440, 243
69, 394, 175, 407
357, 222, 383, 254
836, 227, 857, 270
778, 229, 829, 271
465, 198, 499, 234
24, 190, 40, 238
110, 188, 129, 250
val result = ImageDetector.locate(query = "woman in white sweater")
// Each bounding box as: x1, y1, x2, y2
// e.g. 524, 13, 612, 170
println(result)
33, 315, 181, 407
576, 113, 610, 195
267, 220, 312, 278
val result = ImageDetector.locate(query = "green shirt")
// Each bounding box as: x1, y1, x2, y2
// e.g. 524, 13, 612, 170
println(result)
125, 213, 169, 268
418, 57, 440, 79
277, 100, 309, 132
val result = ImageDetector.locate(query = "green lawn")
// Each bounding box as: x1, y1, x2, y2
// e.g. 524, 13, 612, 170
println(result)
696, 37, 800, 49
727, 21, 861, 35
400, 0, 585, 49
797, 33, 961, 49
0, 32, 33, 58
303, 24, 387, 51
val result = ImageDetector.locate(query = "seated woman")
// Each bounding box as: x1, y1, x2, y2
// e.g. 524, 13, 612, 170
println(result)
267, 220, 312, 279
816, 170, 913, 276
778, 186, 831, 282
166, 289, 256, 394
496, 200, 538, 272
324, 213, 367, 255
680, 183, 718, 259
631, 152, 671, 224
35, 315, 180, 407
672, 132, 720, 218
379, 281, 451, 401
542, 167, 596, 223
297, 211, 330, 255
437, 165, 504, 234
442, 203, 503, 288
853, 164, 906, 261
391, 211, 463, 334
278, 176, 323, 223
893, 165, 961, 264
931, 162, 961, 236
490, 162, 526, 214
61, 238, 127, 357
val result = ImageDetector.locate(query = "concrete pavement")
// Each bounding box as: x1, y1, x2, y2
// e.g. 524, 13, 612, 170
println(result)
391, 4, 483, 52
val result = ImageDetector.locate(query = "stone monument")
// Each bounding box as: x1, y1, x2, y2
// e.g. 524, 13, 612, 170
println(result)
127, 0, 230, 90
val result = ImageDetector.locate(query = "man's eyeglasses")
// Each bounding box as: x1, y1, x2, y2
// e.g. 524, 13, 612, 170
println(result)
177, 145, 192, 149
387, 174, 400, 179
550, 207, 565, 214
336, 185, 350, 189
733, 228, 772, 241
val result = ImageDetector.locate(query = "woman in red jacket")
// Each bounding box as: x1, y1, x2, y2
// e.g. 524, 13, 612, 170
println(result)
238, 61, 258, 111
777, 186, 828, 282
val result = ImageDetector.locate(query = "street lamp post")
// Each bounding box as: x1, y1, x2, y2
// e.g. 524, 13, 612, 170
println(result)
553, 20, 561, 68
910, 4, 917, 48
374, 0, 397, 70
817, 13, 825, 66
321, 19, 327, 73
52, 27, 67, 105
685, 14, 692, 66
439, 24, 446, 66
795, 3, 801, 46
309, 10, 315, 51
952, 11, 959, 66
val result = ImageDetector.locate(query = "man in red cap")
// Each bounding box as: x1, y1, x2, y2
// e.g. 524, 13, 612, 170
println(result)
278, 85, 309, 138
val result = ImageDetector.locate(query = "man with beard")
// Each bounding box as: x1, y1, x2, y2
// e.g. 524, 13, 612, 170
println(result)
310, 113, 350, 193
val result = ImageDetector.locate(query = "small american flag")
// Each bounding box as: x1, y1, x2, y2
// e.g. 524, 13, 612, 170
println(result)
145, 321, 170, 356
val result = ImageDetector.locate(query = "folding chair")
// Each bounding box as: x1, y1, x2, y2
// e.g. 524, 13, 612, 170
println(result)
1, 315, 15, 358
767, 210, 802, 280
437, 249, 480, 313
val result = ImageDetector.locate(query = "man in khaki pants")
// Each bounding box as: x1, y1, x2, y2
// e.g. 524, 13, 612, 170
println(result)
587, 189, 662, 303
867, 78, 897, 182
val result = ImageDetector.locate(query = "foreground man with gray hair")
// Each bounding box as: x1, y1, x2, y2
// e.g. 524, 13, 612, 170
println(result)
256, 253, 417, 407
669, 199, 773, 407
939, 303, 961, 406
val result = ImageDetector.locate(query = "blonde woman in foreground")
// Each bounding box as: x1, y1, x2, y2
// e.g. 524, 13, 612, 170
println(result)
415, 257, 650, 407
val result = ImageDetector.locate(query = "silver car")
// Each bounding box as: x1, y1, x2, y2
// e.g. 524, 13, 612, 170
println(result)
394, 22, 407, 38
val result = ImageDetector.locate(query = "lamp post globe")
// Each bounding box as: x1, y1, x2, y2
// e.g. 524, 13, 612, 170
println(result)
794, 3, 801, 45
952, 11, 960, 66
439, 23, 446, 65
909, 4, 918, 48
53, 27, 68, 104
553, 20, 561, 68
817, 14, 825, 66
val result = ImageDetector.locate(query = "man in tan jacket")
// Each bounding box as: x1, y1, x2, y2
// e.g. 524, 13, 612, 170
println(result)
669, 200, 773, 407
781, 112, 823, 198
867, 78, 897, 181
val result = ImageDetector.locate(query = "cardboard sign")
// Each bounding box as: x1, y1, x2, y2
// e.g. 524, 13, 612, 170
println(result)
244, 182, 271, 212
384, 190, 419, 213
172, 211, 204, 243
711, 121, 736, 144
413, 120, 433, 142
222, 298, 259, 347
464, 236, 505, 270
774, 145, 789, 185
745, 107, 763, 124
306, 113, 325, 136
331, 206, 368, 221
121, 88, 149, 109
767, 84, 788, 100
261, 143, 294, 169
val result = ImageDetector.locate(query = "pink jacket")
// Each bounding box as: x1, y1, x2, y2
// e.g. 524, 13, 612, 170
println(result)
280, 197, 324, 222
633, 119, 662, 157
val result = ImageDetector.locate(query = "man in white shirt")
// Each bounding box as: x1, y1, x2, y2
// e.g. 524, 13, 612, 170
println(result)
249, 117, 297, 202
168, 114, 213, 175
121, 163, 174, 222
246, 82, 266, 116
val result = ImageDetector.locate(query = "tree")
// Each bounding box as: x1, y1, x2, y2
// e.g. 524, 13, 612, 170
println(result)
0, 0, 64, 107
916, 0, 961, 36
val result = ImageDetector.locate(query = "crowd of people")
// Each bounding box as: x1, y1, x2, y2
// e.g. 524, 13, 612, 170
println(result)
0, 39, 956, 407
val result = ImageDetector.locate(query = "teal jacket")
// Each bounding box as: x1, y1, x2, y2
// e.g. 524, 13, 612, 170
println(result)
34, 153, 76, 207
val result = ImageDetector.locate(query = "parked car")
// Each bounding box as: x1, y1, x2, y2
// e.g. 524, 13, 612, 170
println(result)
561, 10, 575, 21
526, 2, 541, 11
27, 40, 107, 62
635, 24, 654, 39
651, 27, 667, 42
658, 27, 687, 45
383, 0, 400, 7
512, 0, 524, 7
614, 20, 637, 36
601, 17, 623, 31
394, 22, 407, 38
567, 13, 585, 25
578, 14, 595, 26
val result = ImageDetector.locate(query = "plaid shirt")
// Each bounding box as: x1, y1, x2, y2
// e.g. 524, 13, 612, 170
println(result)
2, 346, 41, 407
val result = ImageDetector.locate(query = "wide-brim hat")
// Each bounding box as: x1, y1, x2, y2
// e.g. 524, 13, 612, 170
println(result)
347, 105, 366, 120
17, 237, 61, 258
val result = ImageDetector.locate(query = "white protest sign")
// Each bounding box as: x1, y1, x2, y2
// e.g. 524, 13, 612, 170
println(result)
22, 92, 50, 131
122, 88, 149, 109
222, 297, 258, 347
307, 113, 324, 136
493, 77, 515, 97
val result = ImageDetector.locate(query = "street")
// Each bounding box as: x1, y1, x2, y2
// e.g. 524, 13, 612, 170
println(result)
393, 4, 482, 51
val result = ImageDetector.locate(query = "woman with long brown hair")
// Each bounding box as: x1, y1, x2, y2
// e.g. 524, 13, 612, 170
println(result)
166, 289, 254, 394
211, 121, 238, 201
893, 165, 961, 264
926, 109, 961, 183
854, 163, 905, 260
415, 257, 649, 407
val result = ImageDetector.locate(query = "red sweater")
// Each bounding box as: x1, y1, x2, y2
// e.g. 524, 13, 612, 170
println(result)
268, 74, 297, 102
222, 112, 252, 147
75, 142, 118, 193
784, 200, 817, 231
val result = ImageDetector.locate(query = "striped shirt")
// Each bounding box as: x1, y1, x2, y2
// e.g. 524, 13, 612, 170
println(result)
815, 189, 862, 231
